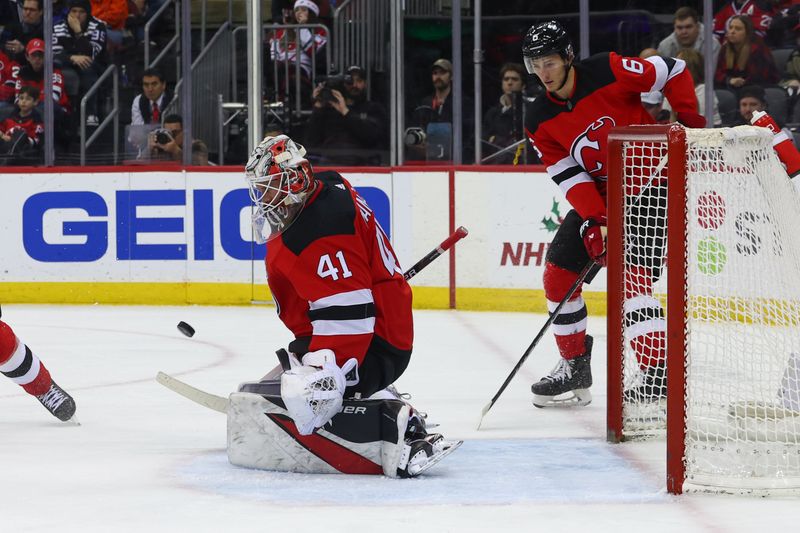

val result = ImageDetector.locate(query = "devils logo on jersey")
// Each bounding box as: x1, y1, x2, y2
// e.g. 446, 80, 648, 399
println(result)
569, 115, 615, 180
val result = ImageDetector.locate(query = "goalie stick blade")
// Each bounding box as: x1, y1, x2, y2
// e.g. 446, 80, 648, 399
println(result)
156, 372, 229, 413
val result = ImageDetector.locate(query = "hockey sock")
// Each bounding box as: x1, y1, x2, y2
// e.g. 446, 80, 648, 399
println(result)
624, 267, 666, 370
544, 262, 588, 359
0, 321, 52, 396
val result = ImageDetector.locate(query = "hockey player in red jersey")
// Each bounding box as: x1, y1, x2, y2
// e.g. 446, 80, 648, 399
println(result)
0, 308, 76, 421
233, 134, 459, 477
523, 21, 705, 408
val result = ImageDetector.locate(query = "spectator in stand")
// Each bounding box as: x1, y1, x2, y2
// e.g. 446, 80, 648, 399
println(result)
0, 48, 19, 119
407, 58, 474, 163
657, 7, 720, 66
714, 0, 775, 41
1, 0, 44, 64
53, 0, 70, 25
130, 67, 170, 125
714, 14, 779, 91
142, 113, 200, 162
12, 38, 72, 128
90, 0, 129, 47
732, 84, 783, 127
0, 85, 43, 162
482, 62, 529, 164
191, 139, 210, 165
271, 0, 331, 22
304, 65, 388, 166
780, 22, 800, 90
268, 0, 328, 94
53, 0, 108, 127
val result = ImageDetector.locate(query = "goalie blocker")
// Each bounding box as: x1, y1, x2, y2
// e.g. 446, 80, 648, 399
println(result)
228, 380, 461, 478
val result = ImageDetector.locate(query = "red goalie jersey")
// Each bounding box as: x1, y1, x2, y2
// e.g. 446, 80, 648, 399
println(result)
525, 52, 699, 221
265, 171, 413, 368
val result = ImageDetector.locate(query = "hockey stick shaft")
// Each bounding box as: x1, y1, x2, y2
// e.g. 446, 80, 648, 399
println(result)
156, 371, 229, 413
477, 260, 596, 427
403, 226, 468, 281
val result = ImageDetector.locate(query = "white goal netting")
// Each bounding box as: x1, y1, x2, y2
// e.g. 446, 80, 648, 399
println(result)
618, 126, 800, 493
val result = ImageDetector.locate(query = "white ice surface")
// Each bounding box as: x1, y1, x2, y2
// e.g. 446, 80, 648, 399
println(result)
1, 304, 799, 532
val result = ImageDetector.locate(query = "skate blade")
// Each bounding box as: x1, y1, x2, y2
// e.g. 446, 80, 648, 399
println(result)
64, 414, 81, 426
532, 388, 592, 408
407, 440, 463, 477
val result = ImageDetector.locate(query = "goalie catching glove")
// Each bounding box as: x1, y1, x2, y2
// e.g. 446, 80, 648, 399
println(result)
280, 349, 359, 435
579, 216, 608, 267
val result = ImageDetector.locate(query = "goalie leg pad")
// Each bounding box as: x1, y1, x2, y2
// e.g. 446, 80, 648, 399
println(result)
227, 391, 411, 477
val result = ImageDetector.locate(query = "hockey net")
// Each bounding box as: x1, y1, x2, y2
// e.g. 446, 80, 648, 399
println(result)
607, 125, 800, 495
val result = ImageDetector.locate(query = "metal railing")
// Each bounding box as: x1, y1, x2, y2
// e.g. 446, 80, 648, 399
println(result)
145, 0, 181, 79
232, 23, 331, 119
166, 21, 233, 156
333, 0, 390, 74
80, 65, 119, 166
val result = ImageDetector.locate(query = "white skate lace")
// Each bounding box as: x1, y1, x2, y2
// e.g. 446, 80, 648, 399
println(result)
545, 358, 573, 383
37, 385, 67, 411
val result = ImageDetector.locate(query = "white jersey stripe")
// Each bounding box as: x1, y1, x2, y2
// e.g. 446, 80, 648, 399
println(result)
645, 56, 669, 92
10, 356, 39, 386
557, 173, 594, 197
552, 317, 588, 336
547, 297, 586, 314
547, 155, 580, 177
625, 319, 667, 340
309, 289, 374, 310
623, 295, 663, 314
311, 317, 376, 336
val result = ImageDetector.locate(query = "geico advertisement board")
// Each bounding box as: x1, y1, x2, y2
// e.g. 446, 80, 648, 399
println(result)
0, 171, 393, 283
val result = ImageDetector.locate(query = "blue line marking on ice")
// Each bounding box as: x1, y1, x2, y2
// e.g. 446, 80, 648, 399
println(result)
176, 439, 665, 505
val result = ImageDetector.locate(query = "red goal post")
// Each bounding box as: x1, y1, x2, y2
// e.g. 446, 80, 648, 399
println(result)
606, 124, 800, 495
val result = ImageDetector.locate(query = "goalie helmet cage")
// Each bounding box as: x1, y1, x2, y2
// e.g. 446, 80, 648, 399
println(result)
606, 124, 800, 495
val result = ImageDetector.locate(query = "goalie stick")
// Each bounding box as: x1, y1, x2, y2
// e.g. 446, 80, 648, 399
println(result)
476, 260, 596, 429
157, 227, 470, 412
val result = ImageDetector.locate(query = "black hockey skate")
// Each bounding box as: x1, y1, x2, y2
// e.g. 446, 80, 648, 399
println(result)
531, 335, 593, 408
36, 381, 76, 422
624, 365, 667, 403
397, 433, 462, 478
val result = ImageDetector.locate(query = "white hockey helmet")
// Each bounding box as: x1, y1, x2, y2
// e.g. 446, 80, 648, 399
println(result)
244, 134, 316, 242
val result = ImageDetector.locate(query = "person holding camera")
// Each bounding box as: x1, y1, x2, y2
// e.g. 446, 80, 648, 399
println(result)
143, 113, 185, 162
303, 65, 388, 166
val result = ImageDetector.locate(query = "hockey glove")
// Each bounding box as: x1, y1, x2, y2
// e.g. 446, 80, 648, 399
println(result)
752, 110, 800, 178
579, 216, 608, 267
676, 111, 706, 128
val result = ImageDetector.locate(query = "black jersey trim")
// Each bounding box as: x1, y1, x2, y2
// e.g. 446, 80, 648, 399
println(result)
308, 302, 376, 322
552, 308, 588, 326
281, 171, 356, 256
551, 164, 584, 185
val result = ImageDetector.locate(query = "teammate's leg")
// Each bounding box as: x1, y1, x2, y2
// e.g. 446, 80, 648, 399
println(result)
0, 320, 76, 421
531, 210, 598, 407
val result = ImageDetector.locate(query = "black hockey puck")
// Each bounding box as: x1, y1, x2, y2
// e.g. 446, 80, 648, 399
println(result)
177, 321, 195, 338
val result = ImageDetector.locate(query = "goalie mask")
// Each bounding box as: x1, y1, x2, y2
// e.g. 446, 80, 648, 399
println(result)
245, 134, 315, 243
